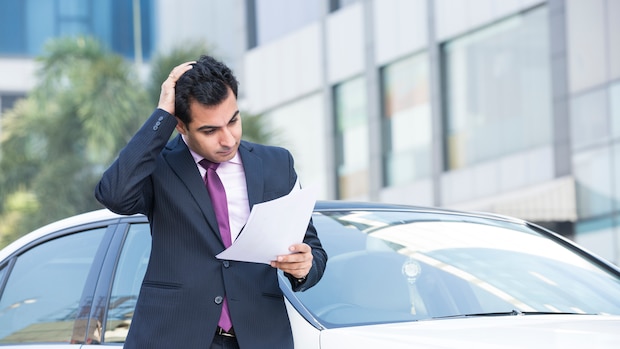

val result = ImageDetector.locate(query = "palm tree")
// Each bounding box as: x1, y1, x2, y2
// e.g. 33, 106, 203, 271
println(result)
0, 36, 149, 245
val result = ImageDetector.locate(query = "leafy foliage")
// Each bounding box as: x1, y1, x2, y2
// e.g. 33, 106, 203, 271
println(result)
0, 37, 149, 244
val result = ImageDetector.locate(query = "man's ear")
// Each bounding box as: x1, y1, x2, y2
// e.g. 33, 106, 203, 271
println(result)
175, 118, 187, 135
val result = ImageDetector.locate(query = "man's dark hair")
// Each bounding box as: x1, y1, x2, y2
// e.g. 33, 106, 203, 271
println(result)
175, 55, 239, 125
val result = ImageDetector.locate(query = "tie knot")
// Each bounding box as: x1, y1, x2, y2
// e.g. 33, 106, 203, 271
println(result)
199, 159, 219, 171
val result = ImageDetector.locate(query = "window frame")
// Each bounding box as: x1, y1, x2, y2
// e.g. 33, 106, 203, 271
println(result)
92, 216, 150, 345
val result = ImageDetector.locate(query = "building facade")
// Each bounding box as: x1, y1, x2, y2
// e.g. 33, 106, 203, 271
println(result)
243, 0, 620, 266
1, 0, 619, 265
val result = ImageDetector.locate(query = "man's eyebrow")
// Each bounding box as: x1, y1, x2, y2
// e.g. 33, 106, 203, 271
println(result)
229, 110, 240, 121
196, 110, 240, 131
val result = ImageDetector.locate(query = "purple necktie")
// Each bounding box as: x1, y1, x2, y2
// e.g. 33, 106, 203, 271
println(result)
199, 159, 233, 331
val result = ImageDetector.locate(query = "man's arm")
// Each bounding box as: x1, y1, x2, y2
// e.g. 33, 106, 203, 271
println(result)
95, 62, 194, 215
94, 109, 176, 215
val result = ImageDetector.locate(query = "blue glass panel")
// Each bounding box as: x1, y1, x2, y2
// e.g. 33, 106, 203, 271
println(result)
110, 0, 153, 59
26, 0, 55, 55
0, 0, 25, 54
58, 0, 89, 16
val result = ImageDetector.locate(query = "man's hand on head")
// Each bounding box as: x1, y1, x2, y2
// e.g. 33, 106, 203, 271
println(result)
157, 61, 195, 115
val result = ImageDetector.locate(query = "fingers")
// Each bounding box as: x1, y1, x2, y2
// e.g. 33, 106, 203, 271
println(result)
157, 61, 196, 114
271, 243, 313, 279
166, 61, 195, 83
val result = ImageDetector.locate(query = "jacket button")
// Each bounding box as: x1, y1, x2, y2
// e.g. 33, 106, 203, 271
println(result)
214, 296, 223, 304
223, 261, 230, 268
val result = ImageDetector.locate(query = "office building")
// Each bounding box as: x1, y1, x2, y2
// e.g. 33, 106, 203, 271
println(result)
1, 0, 619, 265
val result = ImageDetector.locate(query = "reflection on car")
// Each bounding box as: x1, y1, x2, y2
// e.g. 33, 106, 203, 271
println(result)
1, 202, 620, 348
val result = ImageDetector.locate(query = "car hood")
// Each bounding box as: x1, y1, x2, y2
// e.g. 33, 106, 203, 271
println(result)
320, 315, 620, 349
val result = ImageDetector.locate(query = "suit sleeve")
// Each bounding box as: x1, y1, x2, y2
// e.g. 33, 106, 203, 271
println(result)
287, 218, 327, 292
95, 109, 177, 215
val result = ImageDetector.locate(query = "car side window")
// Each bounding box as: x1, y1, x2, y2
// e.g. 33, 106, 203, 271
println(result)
104, 223, 151, 343
0, 228, 106, 344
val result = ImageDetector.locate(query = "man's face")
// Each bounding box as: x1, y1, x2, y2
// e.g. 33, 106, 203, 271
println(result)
175, 89, 242, 163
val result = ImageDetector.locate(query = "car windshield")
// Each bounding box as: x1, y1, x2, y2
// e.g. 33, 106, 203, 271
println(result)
290, 210, 620, 328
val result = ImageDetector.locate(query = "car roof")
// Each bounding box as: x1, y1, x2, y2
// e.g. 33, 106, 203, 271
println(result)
0, 201, 525, 262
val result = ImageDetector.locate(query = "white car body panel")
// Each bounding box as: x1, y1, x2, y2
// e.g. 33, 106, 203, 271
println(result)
318, 315, 620, 349
287, 299, 321, 349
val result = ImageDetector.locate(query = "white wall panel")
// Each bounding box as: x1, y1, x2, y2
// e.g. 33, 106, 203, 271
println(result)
244, 24, 323, 113
467, 0, 496, 31
566, 0, 607, 92
435, 0, 545, 41
441, 146, 554, 205
434, 0, 469, 41
374, 0, 428, 66
380, 178, 434, 206
326, 3, 365, 84
0, 59, 37, 91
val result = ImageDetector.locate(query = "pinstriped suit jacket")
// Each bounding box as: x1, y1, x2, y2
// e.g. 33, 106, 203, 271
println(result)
95, 109, 327, 349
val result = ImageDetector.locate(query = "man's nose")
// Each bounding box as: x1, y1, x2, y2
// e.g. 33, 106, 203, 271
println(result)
220, 128, 235, 146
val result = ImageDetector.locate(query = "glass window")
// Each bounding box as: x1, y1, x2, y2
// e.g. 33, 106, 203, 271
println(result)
0, 228, 106, 344
57, 0, 90, 36
0, 0, 25, 54
611, 82, 620, 140
614, 143, 620, 211
381, 53, 432, 186
250, 0, 321, 47
334, 77, 369, 199
0, 0, 153, 59
573, 147, 614, 219
575, 217, 617, 265
570, 88, 609, 149
443, 6, 552, 170
329, 0, 358, 12
264, 94, 329, 199
609, 0, 620, 80
108, 0, 154, 60
58, 0, 89, 16
24, 0, 55, 54
1, 94, 25, 114
104, 223, 151, 343
290, 210, 620, 327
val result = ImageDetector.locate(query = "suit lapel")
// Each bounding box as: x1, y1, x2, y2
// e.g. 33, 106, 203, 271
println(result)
163, 135, 222, 244
238, 141, 264, 208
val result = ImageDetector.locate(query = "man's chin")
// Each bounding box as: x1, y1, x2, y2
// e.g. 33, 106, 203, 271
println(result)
215, 149, 237, 163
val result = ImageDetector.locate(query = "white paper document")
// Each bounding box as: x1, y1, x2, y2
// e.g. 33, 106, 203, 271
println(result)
216, 187, 316, 264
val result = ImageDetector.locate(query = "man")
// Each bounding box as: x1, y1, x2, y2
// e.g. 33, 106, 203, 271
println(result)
95, 55, 327, 349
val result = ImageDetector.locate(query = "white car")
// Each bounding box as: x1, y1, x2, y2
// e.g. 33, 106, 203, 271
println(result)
1, 202, 619, 348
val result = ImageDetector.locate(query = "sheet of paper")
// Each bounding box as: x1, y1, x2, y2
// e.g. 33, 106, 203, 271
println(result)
216, 186, 316, 264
